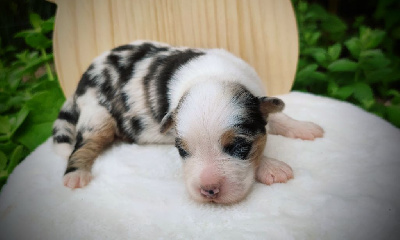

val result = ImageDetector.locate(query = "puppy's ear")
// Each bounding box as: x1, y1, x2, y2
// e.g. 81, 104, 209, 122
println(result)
258, 97, 285, 118
160, 111, 175, 134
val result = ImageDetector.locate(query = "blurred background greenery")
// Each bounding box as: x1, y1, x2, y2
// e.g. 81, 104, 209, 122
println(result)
0, 0, 399, 190
293, 0, 400, 128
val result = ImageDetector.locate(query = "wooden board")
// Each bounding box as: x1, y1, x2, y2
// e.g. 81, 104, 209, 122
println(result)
51, 0, 299, 97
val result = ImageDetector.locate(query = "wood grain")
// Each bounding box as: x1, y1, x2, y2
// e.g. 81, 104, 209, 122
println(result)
51, 0, 299, 97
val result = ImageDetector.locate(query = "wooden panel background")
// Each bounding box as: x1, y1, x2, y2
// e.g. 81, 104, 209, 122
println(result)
50, 0, 299, 97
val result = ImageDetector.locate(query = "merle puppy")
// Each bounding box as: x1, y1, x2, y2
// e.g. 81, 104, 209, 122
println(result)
53, 41, 323, 204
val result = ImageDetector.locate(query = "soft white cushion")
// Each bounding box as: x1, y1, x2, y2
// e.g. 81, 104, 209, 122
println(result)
1, 92, 399, 240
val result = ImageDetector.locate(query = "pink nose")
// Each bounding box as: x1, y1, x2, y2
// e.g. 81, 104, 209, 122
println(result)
200, 168, 223, 199
200, 185, 220, 199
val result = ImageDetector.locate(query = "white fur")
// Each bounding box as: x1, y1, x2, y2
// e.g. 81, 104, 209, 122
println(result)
176, 81, 242, 137
52, 98, 76, 155
76, 89, 111, 128
168, 48, 266, 112
1, 92, 399, 239
52, 143, 72, 160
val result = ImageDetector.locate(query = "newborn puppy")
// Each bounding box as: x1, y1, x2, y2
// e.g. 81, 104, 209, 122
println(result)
53, 41, 323, 204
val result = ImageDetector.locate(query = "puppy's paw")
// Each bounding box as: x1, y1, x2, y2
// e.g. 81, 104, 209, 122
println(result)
284, 121, 324, 140
63, 170, 93, 189
256, 158, 293, 185
269, 116, 324, 140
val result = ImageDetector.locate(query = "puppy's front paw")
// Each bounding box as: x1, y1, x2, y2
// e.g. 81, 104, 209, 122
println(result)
285, 121, 324, 140
269, 117, 324, 140
63, 170, 92, 189
256, 158, 293, 185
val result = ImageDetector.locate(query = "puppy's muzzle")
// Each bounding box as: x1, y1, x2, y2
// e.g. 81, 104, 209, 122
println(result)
199, 167, 225, 200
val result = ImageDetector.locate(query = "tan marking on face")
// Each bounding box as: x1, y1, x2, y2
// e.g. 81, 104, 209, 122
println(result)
248, 134, 267, 168
220, 129, 236, 147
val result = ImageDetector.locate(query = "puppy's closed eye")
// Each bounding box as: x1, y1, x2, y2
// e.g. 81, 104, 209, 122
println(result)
175, 138, 190, 158
223, 137, 252, 160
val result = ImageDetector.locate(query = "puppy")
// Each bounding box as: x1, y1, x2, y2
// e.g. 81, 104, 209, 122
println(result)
53, 41, 323, 204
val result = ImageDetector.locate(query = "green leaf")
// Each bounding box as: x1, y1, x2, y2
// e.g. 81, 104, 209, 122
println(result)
386, 105, 400, 128
359, 49, 391, 71
0, 151, 7, 170
14, 30, 38, 39
370, 102, 387, 118
321, 15, 348, 36
9, 106, 30, 138
29, 13, 43, 30
4, 45, 16, 53
25, 90, 64, 124
0, 116, 11, 135
0, 170, 7, 184
345, 37, 362, 59
297, 64, 318, 76
327, 59, 358, 72
295, 64, 327, 85
387, 89, 400, 104
359, 27, 386, 49
303, 47, 327, 65
5, 95, 27, 111
298, 1, 308, 13
307, 71, 327, 81
327, 80, 339, 96
327, 43, 342, 61
0, 141, 18, 156
25, 32, 52, 50
296, 59, 309, 71
15, 122, 53, 151
303, 31, 321, 46
307, 4, 328, 21
7, 145, 24, 174
365, 68, 394, 84
387, 89, 400, 98
14, 53, 53, 78
335, 85, 354, 100
41, 17, 55, 33
352, 82, 374, 109
353, 16, 365, 29
14, 50, 29, 62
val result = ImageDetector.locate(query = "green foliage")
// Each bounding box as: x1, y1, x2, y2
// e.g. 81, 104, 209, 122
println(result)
0, 13, 65, 189
292, 0, 400, 127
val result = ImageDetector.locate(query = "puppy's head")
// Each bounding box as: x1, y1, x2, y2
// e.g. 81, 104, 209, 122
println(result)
161, 81, 284, 204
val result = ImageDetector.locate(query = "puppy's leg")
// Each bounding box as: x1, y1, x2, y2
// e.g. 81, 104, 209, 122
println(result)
268, 112, 324, 140
256, 156, 293, 185
63, 109, 116, 189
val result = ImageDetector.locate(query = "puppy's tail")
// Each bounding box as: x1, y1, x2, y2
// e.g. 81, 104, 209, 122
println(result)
52, 97, 80, 159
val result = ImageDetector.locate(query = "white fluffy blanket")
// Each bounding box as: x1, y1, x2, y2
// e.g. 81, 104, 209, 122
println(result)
1, 92, 399, 240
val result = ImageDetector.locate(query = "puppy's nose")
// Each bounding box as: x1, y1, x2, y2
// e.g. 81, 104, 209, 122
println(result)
200, 185, 220, 199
